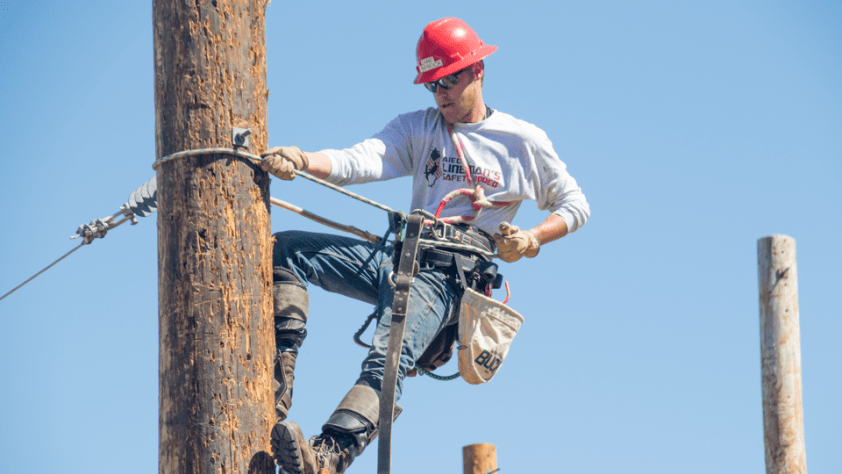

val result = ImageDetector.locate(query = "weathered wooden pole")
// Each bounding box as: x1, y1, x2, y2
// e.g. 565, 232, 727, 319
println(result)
153, 1, 274, 473
757, 235, 807, 474
463, 443, 498, 474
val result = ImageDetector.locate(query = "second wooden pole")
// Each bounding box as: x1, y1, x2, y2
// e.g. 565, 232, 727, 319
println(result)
757, 235, 807, 474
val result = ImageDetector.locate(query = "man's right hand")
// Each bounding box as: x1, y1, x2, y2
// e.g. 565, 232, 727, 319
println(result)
260, 146, 310, 180
493, 222, 540, 263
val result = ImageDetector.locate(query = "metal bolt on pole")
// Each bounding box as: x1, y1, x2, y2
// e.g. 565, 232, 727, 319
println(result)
757, 235, 807, 474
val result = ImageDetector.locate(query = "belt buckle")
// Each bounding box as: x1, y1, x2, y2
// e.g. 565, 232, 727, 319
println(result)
431, 221, 452, 242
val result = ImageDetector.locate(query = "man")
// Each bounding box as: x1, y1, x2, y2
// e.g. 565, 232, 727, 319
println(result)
261, 17, 590, 474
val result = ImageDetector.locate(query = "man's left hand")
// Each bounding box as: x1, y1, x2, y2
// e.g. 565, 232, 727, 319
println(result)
493, 222, 540, 263
260, 146, 309, 180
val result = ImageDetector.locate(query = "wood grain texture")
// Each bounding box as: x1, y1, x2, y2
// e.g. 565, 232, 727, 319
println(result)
153, 1, 274, 473
462, 443, 497, 474
758, 235, 807, 474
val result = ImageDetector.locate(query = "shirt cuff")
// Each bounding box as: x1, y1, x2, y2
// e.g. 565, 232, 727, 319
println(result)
553, 209, 577, 234
319, 149, 344, 185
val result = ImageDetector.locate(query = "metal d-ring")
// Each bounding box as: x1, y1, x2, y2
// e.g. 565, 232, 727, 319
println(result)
387, 260, 421, 288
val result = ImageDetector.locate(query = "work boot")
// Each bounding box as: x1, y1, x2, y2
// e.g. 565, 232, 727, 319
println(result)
271, 421, 320, 474
308, 432, 360, 474
271, 385, 402, 473
271, 421, 359, 474
272, 267, 309, 421
273, 330, 305, 421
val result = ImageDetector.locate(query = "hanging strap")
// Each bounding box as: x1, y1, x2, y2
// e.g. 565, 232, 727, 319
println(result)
377, 214, 424, 474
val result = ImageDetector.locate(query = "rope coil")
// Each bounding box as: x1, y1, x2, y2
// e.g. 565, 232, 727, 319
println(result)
439, 124, 513, 225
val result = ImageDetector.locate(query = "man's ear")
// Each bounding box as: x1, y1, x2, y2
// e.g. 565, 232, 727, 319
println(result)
472, 62, 484, 80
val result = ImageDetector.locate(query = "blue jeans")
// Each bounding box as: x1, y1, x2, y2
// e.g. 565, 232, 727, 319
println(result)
272, 230, 459, 401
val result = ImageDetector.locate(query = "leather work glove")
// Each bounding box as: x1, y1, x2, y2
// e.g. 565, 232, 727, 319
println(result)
260, 146, 309, 180
493, 222, 540, 263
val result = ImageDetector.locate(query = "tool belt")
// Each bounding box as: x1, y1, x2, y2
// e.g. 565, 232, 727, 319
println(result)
417, 223, 502, 292
408, 224, 505, 373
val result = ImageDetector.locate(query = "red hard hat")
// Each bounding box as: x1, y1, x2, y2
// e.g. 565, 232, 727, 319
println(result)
413, 18, 498, 85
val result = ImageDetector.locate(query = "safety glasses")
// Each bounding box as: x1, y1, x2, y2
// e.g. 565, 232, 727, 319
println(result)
424, 68, 468, 93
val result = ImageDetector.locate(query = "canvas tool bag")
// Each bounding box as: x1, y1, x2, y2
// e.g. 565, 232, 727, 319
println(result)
457, 287, 524, 385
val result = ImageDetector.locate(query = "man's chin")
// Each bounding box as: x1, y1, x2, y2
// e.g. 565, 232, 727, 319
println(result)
439, 108, 459, 124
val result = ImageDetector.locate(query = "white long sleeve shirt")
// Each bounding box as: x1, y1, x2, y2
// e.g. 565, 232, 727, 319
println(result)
321, 107, 590, 236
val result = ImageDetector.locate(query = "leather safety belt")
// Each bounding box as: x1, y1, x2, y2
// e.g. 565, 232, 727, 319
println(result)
377, 214, 424, 474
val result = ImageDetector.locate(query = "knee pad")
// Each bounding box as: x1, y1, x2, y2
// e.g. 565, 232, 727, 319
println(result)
322, 385, 401, 454
273, 266, 305, 286
323, 385, 378, 452
273, 267, 308, 321
273, 267, 309, 350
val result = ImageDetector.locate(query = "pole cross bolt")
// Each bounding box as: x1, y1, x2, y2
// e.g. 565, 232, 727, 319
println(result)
232, 127, 252, 148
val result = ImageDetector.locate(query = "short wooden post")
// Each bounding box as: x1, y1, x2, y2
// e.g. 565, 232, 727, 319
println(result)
757, 235, 807, 474
463, 443, 497, 474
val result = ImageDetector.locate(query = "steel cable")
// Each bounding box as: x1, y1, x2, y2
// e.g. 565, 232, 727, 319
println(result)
0, 243, 85, 302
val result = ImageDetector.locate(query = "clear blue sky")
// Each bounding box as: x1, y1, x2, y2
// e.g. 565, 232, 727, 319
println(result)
1, 1, 840, 473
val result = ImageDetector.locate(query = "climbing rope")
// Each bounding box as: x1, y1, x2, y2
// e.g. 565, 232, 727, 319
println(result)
417, 367, 460, 381
293, 169, 397, 214
153, 147, 498, 258
152, 147, 260, 170
154, 148, 398, 213
153, 139, 510, 239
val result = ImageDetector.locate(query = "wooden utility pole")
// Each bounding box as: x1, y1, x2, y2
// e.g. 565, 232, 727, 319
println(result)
153, 1, 274, 473
757, 235, 807, 474
463, 444, 498, 474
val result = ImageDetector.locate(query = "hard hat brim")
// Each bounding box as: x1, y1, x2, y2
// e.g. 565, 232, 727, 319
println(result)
413, 44, 498, 85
